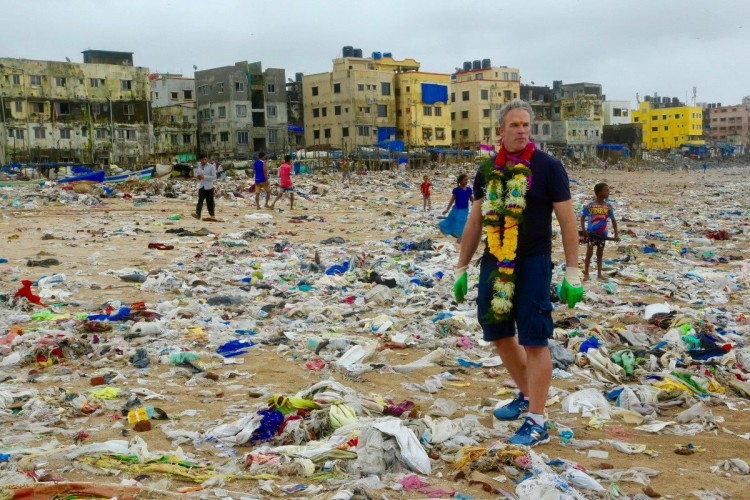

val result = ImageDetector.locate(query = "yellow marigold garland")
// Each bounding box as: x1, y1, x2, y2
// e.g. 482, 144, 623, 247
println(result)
480, 160, 531, 322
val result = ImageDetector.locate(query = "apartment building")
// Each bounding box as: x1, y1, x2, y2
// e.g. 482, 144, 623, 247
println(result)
394, 72, 451, 148
150, 73, 197, 163
0, 50, 151, 166
450, 60, 520, 148
708, 104, 749, 147
602, 100, 631, 126
302, 49, 419, 151
631, 98, 703, 150
195, 61, 287, 160
286, 72, 304, 151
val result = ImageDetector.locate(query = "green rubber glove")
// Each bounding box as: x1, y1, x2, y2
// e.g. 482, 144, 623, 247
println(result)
560, 267, 584, 308
453, 267, 468, 303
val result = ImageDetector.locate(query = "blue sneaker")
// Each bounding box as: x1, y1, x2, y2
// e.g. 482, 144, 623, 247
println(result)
507, 417, 550, 447
493, 394, 529, 420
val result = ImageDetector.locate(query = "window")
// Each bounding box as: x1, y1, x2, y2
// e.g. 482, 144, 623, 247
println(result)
435, 128, 445, 140
171, 134, 178, 145
483, 127, 491, 137
462, 90, 470, 101
12, 129, 24, 139
358, 125, 370, 137
324, 128, 331, 139
651, 126, 658, 132
30, 75, 42, 86
476, 73, 483, 80
267, 105, 277, 117
220, 131, 229, 142
664, 126, 669, 131
96, 128, 108, 139
31, 102, 44, 113
178, 133, 189, 144
170, 92, 178, 100
434, 107, 442, 117
55, 102, 70, 115
503, 72, 509, 80
342, 127, 349, 137
60, 129, 71, 139
312, 86, 319, 96
218, 106, 226, 118
461, 110, 469, 119
423, 106, 433, 116
236, 105, 247, 117
321, 107, 327, 117
313, 130, 320, 140
333, 83, 341, 94
651, 115, 658, 120
542, 124, 550, 135
89, 78, 102, 88
482, 109, 490, 118
200, 85, 210, 95
124, 104, 134, 116
120, 79, 132, 90
235, 81, 245, 92
267, 83, 276, 93
481, 89, 489, 100
532, 124, 539, 134
504, 90, 511, 100
357, 84, 364, 92
55, 77, 67, 87
451, 111, 455, 120
511, 73, 518, 81
377, 104, 387, 118
451, 92, 455, 103
237, 131, 249, 144
381, 82, 391, 96
313, 108, 320, 118
126, 130, 137, 140
183, 90, 193, 100
14, 100, 22, 113
335, 105, 342, 115
359, 106, 370, 114
34, 128, 46, 139
268, 129, 279, 143
460, 129, 468, 137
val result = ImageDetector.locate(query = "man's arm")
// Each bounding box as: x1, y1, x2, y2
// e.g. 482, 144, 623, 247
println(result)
457, 199, 484, 269
553, 199, 579, 268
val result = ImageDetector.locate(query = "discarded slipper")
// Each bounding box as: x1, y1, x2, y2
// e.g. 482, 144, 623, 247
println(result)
147, 243, 174, 250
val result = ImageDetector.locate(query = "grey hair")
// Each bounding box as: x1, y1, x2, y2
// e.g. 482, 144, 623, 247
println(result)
497, 99, 535, 126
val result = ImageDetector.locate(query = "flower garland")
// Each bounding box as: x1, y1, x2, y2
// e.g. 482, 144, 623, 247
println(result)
480, 141, 535, 322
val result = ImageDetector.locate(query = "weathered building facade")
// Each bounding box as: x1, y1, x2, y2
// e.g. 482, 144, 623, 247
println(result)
450, 60, 520, 148
195, 61, 287, 160
708, 103, 749, 148
394, 71, 451, 148
0, 50, 151, 166
631, 98, 703, 150
150, 73, 197, 163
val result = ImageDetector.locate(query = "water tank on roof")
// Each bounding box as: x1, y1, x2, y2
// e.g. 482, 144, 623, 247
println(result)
662, 97, 670, 104
672, 97, 679, 104
383, 52, 392, 58
463, 61, 472, 71
472, 60, 481, 70
295, 72, 303, 82
372, 51, 382, 60
343, 46, 354, 57
644, 95, 651, 102
353, 48, 363, 57
481, 58, 491, 69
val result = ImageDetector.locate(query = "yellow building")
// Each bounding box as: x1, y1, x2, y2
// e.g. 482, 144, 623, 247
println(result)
302, 52, 419, 151
450, 61, 520, 148
631, 100, 703, 150
394, 72, 451, 148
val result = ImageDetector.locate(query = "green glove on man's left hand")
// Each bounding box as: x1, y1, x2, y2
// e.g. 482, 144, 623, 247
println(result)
560, 267, 584, 308
453, 266, 468, 303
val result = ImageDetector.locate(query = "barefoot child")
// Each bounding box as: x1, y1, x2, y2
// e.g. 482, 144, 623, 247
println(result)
420, 175, 432, 211
439, 173, 473, 243
581, 182, 619, 280
271, 155, 295, 210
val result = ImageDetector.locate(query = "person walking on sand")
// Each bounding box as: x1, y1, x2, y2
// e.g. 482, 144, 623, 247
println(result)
581, 182, 620, 281
271, 155, 295, 210
193, 155, 217, 221
439, 173, 473, 242
253, 152, 272, 209
421, 175, 432, 211
451, 99, 583, 447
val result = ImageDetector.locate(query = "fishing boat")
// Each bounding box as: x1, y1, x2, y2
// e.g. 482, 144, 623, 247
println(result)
57, 170, 106, 184
104, 167, 154, 184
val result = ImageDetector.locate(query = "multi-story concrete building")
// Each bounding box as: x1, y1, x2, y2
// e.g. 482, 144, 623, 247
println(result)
302, 49, 418, 151
150, 73, 197, 163
286, 72, 304, 152
602, 101, 631, 126
520, 84, 554, 149
708, 104, 749, 148
195, 61, 287, 160
631, 98, 703, 150
450, 60, 520, 148
394, 72, 451, 148
547, 82, 604, 159
0, 50, 151, 166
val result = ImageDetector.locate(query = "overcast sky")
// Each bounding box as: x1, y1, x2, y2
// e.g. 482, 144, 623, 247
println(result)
3, 0, 748, 107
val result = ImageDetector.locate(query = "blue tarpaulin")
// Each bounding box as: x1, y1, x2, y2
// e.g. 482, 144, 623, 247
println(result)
377, 127, 397, 143
287, 124, 304, 133
376, 139, 405, 152
421, 83, 448, 104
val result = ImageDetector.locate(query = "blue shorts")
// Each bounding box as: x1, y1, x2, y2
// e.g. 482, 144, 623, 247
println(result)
477, 252, 554, 346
